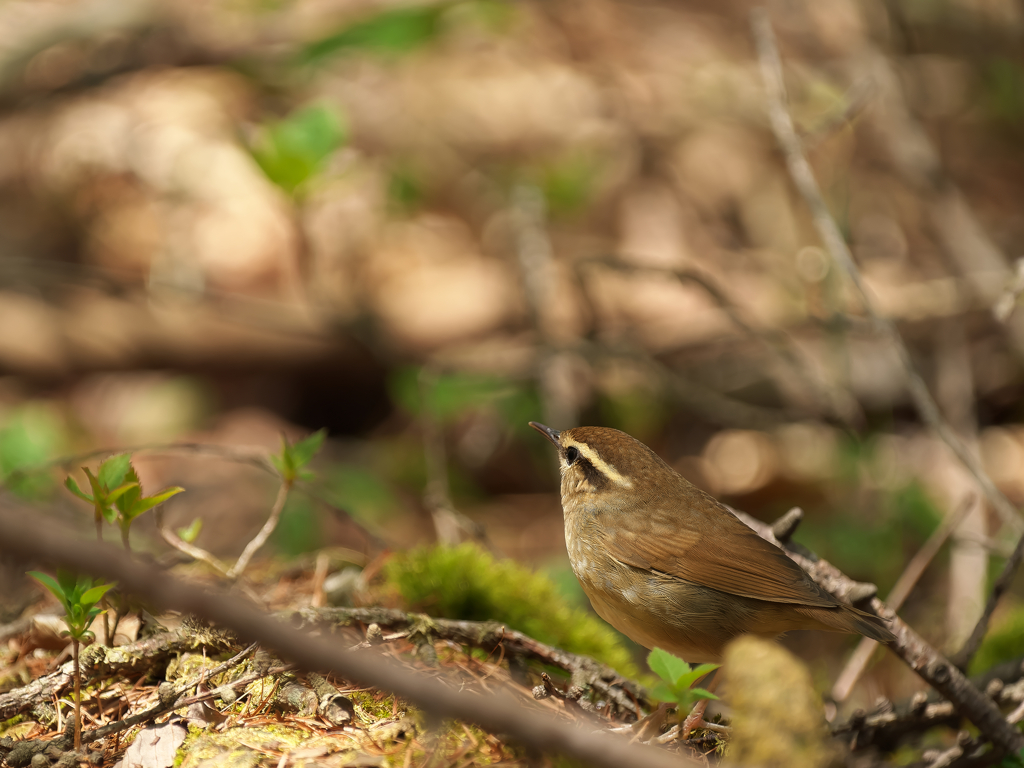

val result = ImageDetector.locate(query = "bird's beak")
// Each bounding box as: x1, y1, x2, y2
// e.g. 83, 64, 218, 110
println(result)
529, 421, 561, 447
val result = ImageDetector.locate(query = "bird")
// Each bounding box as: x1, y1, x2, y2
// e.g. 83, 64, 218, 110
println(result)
529, 422, 894, 666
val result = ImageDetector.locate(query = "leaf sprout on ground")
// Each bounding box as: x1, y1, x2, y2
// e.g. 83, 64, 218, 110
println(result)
27, 571, 115, 751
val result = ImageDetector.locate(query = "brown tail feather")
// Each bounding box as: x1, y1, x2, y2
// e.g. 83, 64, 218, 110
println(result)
797, 604, 894, 643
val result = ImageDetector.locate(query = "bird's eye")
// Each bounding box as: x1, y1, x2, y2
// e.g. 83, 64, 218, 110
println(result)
564, 446, 580, 465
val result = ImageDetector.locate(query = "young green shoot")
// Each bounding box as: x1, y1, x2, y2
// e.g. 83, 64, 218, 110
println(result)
64, 453, 138, 541
28, 570, 115, 751
112, 464, 184, 552
647, 647, 719, 719
228, 429, 326, 579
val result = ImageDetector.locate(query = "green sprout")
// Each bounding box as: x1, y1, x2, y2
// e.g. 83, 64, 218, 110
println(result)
65, 454, 184, 551
112, 465, 184, 552
28, 570, 115, 751
270, 429, 326, 486
647, 648, 719, 715
64, 453, 138, 541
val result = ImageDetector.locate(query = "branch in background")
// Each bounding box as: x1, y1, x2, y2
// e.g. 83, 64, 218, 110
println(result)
951, 529, 1024, 671
933, 322, 988, 652
0, 505, 693, 768
572, 338, 790, 430
751, 8, 1023, 540
993, 259, 1024, 322
800, 77, 876, 150
833, 494, 976, 701
732, 506, 1024, 756
512, 184, 580, 429
577, 256, 863, 426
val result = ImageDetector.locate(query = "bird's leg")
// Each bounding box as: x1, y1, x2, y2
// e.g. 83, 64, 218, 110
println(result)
680, 669, 720, 740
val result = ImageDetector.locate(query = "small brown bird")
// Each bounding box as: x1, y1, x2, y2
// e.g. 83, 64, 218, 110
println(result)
530, 423, 893, 664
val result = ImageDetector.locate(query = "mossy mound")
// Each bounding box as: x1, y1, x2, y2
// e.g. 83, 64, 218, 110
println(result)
384, 542, 638, 677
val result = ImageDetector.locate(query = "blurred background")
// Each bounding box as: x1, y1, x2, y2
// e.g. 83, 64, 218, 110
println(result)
0, 0, 1023, 718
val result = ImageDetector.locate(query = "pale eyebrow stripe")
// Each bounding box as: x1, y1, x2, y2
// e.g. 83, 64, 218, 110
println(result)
565, 440, 633, 489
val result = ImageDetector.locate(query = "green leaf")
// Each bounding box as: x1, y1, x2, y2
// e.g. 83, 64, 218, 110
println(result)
57, 570, 80, 598
114, 466, 143, 516
128, 486, 185, 519
675, 663, 719, 689
64, 476, 93, 503
28, 571, 67, 603
80, 583, 115, 606
649, 681, 678, 703
98, 453, 131, 491
291, 429, 326, 470
107, 481, 140, 505
690, 688, 720, 701
252, 104, 347, 195
177, 517, 203, 543
648, 648, 693, 686
301, 5, 444, 64
279, 434, 297, 475
83, 467, 104, 500
269, 452, 287, 477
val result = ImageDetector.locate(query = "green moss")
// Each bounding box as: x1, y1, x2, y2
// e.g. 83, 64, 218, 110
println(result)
384, 542, 637, 676
349, 689, 401, 722
0, 715, 25, 736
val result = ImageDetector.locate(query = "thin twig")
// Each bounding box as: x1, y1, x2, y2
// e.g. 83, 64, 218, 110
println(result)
154, 506, 230, 576
227, 479, 291, 580
800, 78, 876, 150
751, 8, 1023, 537
833, 494, 977, 701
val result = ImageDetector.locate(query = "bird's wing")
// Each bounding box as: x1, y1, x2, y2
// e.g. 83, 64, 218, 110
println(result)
605, 490, 838, 608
